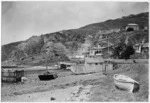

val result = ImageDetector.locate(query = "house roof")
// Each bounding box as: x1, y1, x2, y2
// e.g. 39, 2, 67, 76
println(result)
135, 43, 149, 47
127, 23, 138, 26
135, 43, 139, 46
59, 61, 76, 64
91, 44, 114, 50
85, 57, 104, 63
92, 47, 106, 50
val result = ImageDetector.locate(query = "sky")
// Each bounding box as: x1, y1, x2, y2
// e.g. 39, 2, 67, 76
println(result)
1, 1, 149, 45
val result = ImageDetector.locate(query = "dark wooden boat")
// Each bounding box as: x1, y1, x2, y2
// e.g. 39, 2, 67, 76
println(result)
38, 74, 55, 80
39, 49, 58, 81
38, 72, 58, 81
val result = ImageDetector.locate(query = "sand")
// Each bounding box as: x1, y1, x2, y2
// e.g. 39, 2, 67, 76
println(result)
1, 63, 148, 102
2, 67, 104, 102
5, 85, 93, 102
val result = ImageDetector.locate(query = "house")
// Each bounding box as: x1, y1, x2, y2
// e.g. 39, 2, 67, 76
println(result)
134, 43, 149, 53
126, 23, 139, 31
133, 43, 149, 59
82, 52, 90, 57
141, 43, 149, 53
84, 57, 113, 72
89, 42, 114, 58
89, 47, 104, 57
134, 44, 142, 53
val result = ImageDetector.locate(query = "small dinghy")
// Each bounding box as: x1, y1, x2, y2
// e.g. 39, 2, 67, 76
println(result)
38, 72, 58, 81
113, 74, 139, 93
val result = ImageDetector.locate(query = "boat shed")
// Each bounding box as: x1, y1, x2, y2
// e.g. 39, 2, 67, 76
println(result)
70, 57, 114, 74
59, 62, 77, 70
85, 57, 113, 72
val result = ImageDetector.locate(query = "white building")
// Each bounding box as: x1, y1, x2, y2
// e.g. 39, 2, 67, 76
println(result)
126, 23, 139, 31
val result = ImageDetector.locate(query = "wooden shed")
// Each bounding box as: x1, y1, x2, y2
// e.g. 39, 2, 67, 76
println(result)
70, 57, 114, 74
59, 62, 76, 70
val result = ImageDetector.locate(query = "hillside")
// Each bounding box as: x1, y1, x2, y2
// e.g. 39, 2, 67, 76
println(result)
2, 41, 22, 61
80, 12, 148, 31
1, 12, 149, 65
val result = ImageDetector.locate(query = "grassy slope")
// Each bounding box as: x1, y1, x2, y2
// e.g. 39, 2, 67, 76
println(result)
89, 63, 148, 102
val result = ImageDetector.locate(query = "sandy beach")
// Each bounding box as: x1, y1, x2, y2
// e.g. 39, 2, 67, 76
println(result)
1, 63, 148, 102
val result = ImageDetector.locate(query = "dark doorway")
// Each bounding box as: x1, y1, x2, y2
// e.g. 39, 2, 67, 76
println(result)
126, 27, 134, 31
60, 64, 67, 69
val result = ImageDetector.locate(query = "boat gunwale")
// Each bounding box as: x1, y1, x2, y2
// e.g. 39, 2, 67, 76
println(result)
114, 79, 135, 84
113, 74, 139, 84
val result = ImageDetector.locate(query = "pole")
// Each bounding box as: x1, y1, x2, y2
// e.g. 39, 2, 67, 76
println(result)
43, 49, 48, 72
107, 35, 109, 59
46, 52, 48, 72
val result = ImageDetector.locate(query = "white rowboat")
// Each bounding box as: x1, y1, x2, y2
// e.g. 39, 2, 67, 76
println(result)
113, 74, 139, 93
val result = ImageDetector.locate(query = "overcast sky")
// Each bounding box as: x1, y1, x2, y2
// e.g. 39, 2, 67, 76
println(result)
2, 1, 148, 45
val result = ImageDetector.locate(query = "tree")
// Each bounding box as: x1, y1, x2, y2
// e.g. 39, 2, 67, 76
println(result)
120, 45, 135, 59
113, 43, 135, 59
112, 42, 126, 59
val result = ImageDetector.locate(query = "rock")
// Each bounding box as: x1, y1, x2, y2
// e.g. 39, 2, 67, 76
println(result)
50, 97, 55, 101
